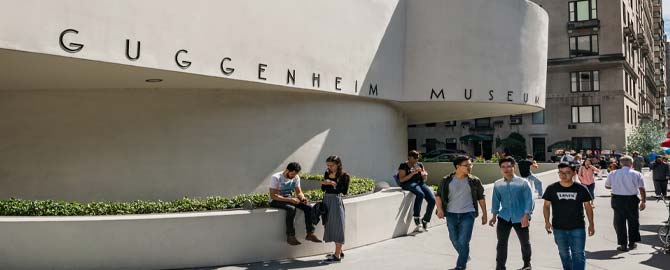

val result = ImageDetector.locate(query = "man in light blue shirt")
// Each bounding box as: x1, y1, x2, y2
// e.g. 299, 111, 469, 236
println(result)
605, 155, 646, 251
489, 156, 534, 270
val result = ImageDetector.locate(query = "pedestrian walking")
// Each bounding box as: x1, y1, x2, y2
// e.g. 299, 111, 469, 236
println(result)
650, 157, 669, 199
578, 159, 597, 208
489, 157, 534, 270
605, 155, 646, 251
435, 155, 487, 270
543, 162, 595, 270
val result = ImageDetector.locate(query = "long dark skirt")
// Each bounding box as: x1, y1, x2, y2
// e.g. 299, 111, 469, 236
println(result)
323, 193, 345, 244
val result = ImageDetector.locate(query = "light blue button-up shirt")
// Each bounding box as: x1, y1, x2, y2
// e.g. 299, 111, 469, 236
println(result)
491, 176, 534, 223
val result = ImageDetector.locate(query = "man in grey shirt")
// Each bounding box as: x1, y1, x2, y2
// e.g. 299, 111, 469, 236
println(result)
436, 155, 487, 270
605, 155, 646, 251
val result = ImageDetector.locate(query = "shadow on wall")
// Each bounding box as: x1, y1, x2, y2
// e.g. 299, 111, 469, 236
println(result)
0, 88, 405, 202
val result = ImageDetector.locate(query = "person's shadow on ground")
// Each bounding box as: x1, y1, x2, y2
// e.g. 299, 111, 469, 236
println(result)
188, 258, 330, 270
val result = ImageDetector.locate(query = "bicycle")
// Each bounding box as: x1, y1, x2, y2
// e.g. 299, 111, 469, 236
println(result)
658, 196, 670, 253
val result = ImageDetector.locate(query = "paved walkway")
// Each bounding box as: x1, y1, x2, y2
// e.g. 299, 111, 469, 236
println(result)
206, 169, 670, 270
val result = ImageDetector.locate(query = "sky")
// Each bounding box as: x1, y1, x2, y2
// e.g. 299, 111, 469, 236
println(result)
665, 0, 670, 39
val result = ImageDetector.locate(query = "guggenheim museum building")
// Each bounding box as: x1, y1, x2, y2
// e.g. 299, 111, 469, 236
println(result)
0, 0, 547, 202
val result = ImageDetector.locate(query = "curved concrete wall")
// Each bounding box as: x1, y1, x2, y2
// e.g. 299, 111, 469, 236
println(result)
0, 89, 405, 201
0, 190, 443, 270
0, 0, 548, 200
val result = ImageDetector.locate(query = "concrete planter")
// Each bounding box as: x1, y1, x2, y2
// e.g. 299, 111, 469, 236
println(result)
0, 189, 442, 270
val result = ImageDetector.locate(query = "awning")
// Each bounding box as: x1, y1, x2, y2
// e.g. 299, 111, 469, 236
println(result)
661, 139, 670, 148
459, 134, 493, 142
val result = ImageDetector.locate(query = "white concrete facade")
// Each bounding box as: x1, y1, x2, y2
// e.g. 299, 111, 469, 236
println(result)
0, 0, 548, 201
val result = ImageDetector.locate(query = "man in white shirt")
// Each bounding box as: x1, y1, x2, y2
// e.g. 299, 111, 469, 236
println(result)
269, 162, 322, 245
605, 156, 646, 251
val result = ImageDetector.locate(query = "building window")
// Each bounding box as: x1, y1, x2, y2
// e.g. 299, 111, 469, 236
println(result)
445, 121, 457, 127
532, 110, 545, 124
425, 123, 437, 127
425, 138, 438, 152
510, 115, 523, 125
408, 124, 417, 128
572, 137, 602, 151
569, 0, 598, 22
475, 118, 491, 128
571, 105, 601, 123
626, 105, 630, 124
570, 35, 599, 57
570, 71, 599, 92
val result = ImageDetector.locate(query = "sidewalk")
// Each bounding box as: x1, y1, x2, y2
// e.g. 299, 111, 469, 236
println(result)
211, 169, 670, 270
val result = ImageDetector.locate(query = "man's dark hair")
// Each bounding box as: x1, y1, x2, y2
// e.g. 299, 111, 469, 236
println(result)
499, 156, 516, 167
526, 154, 533, 159
408, 150, 420, 159
557, 162, 576, 172
452, 155, 471, 168
286, 162, 302, 172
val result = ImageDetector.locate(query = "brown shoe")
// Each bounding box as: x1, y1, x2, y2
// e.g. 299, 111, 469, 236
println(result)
287, 236, 301, 245
306, 233, 322, 243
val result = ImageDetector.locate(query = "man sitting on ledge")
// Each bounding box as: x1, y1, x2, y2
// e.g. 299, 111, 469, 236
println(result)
269, 162, 322, 245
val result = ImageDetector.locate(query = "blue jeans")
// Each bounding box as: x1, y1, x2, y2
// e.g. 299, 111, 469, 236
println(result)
553, 228, 586, 270
446, 212, 476, 268
526, 174, 542, 196
401, 181, 435, 222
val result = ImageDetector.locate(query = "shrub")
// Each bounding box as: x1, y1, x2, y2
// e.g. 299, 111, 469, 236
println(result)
0, 174, 375, 216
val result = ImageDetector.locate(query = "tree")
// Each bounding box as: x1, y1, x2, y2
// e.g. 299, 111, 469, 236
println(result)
626, 120, 665, 156
500, 132, 527, 160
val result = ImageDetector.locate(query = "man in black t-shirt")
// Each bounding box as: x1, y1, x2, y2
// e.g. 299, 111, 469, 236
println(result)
397, 150, 435, 232
519, 154, 542, 198
543, 162, 595, 270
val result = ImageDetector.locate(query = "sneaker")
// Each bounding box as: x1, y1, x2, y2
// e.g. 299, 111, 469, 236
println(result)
422, 219, 429, 231
325, 255, 341, 263
413, 224, 424, 232
616, 245, 629, 252
413, 216, 421, 226
306, 233, 322, 243
629, 243, 637, 250
326, 252, 344, 260
519, 265, 532, 270
325, 252, 344, 258
287, 236, 301, 246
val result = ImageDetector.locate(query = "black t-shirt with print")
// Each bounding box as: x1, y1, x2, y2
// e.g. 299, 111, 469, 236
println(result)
542, 182, 592, 230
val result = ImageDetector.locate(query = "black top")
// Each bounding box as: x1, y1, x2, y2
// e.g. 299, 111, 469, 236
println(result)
517, 159, 533, 177
398, 162, 424, 184
321, 172, 350, 195
598, 160, 608, 169
542, 182, 592, 230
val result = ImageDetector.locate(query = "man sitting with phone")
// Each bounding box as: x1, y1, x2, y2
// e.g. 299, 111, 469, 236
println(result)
269, 162, 322, 245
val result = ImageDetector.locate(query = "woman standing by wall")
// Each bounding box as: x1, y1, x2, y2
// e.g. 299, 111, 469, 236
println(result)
321, 156, 350, 262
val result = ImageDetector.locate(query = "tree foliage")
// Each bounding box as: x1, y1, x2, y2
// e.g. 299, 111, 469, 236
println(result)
500, 132, 527, 160
626, 120, 665, 156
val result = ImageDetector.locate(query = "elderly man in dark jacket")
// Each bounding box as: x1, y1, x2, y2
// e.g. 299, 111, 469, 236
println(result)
650, 157, 669, 198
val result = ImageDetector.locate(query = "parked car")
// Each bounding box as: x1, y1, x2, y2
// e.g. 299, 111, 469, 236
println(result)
423, 149, 466, 159
424, 153, 459, 162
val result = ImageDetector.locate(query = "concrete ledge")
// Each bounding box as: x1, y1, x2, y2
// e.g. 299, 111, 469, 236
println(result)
423, 162, 558, 185
0, 189, 443, 269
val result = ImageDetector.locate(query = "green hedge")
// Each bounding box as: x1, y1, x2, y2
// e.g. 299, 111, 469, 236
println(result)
0, 174, 376, 216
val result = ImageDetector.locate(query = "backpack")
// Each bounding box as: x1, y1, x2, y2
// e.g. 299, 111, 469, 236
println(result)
393, 172, 401, 186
